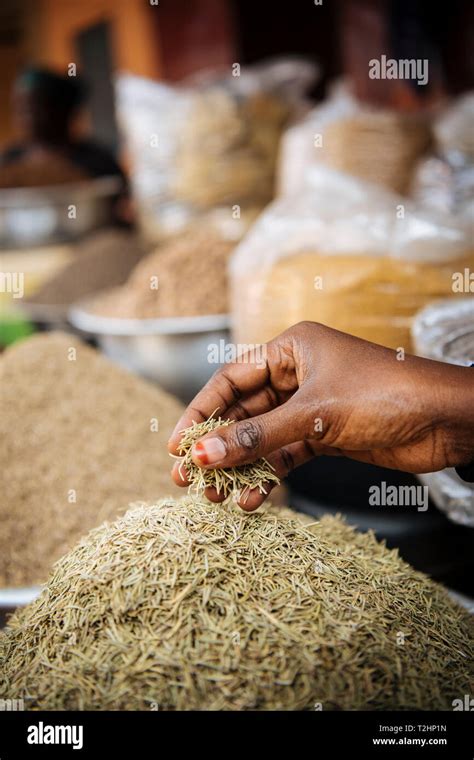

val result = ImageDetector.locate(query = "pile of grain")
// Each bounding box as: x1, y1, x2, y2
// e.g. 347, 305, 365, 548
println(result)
1, 497, 472, 710
92, 231, 233, 319
26, 229, 147, 307
0, 153, 88, 188
0, 332, 183, 587
174, 89, 289, 208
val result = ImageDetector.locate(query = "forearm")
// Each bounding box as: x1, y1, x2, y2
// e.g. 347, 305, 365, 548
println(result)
414, 357, 474, 469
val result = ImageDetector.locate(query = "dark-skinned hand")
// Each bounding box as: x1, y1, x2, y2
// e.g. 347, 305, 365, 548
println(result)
168, 321, 474, 511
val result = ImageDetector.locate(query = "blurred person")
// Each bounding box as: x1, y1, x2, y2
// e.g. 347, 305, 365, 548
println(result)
0, 67, 131, 222
1, 67, 124, 180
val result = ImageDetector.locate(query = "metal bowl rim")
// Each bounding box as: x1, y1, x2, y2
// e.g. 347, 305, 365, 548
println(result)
0, 175, 122, 208
69, 299, 231, 336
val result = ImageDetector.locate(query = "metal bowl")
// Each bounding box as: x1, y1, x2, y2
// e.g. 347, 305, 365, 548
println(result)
0, 586, 41, 609
0, 176, 122, 248
69, 299, 231, 402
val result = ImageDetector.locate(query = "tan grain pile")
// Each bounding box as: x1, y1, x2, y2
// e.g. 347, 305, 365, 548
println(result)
26, 229, 147, 307
1, 497, 472, 711
92, 231, 233, 319
0, 332, 183, 587
0, 153, 88, 188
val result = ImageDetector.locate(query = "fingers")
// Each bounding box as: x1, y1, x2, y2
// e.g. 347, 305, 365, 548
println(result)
171, 460, 227, 502
190, 394, 313, 469
172, 434, 339, 511
167, 358, 270, 454
224, 384, 294, 422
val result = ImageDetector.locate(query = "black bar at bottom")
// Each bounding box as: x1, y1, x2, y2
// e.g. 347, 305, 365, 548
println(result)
0, 710, 472, 758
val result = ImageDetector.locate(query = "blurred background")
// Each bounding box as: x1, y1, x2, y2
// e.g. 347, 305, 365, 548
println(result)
0, 0, 473, 606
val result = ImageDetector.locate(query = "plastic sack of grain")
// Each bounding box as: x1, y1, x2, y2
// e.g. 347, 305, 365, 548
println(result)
277, 81, 431, 197
115, 59, 317, 242
230, 166, 474, 351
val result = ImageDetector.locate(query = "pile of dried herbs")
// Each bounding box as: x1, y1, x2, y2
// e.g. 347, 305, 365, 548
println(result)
1, 497, 472, 711
174, 414, 280, 500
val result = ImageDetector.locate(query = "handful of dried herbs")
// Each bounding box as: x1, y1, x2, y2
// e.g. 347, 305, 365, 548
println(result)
173, 413, 280, 500
1, 497, 472, 711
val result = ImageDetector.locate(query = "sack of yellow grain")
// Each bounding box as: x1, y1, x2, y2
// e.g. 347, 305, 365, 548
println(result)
231, 167, 473, 352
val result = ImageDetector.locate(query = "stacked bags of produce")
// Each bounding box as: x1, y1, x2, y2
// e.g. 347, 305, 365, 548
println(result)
115, 59, 317, 242
277, 82, 431, 197
231, 167, 473, 351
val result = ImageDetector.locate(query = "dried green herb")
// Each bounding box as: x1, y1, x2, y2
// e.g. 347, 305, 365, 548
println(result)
173, 412, 280, 501
1, 497, 472, 711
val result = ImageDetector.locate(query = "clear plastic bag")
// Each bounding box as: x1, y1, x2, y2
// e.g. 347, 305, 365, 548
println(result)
277, 81, 431, 197
115, 59, 318, 242
412, 298, 474, 364
230, 166, 474, 350
411, 92, 474, 221
412, 297, 474, 526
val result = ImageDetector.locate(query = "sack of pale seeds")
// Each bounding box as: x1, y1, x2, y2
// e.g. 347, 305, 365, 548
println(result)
115, 60, 317, 242
231, 166, 474, 351
1, 497, 472, 710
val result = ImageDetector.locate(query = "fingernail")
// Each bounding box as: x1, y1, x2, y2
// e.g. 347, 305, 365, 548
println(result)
192, 437, 227, 465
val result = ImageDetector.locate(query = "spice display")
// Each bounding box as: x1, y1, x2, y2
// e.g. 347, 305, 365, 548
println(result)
26, 229, 147, 307
0, 332, 183, 588
174, 413, 280, 500
1, 497, 472, 710
91, 231, 234, 319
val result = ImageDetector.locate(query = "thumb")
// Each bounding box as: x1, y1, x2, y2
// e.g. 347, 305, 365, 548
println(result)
191, 398, 313, 468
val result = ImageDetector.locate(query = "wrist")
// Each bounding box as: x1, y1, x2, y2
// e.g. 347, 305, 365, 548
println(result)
436, 364, 474, 469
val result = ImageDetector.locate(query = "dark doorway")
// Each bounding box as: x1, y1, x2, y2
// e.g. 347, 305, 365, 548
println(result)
75, 21, 119, 153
